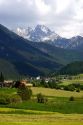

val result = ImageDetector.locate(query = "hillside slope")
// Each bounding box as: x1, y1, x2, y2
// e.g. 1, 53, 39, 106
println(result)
59, 61, 83, 75
0, 24, 62, 77
29, 42, 83, 65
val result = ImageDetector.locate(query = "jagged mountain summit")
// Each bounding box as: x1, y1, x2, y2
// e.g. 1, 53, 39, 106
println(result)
13, 25, 83, 49
13, 27, 33, 40
29, 25, 60, 42
14, 25, 60, 42
68, 36, 83, 49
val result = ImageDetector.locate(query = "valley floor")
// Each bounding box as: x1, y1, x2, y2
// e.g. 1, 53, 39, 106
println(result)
0, 87, 83, 125
0, 109, 83, 125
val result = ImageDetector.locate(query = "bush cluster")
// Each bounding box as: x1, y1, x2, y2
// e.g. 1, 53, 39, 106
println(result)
17, 84, 32, 101
0, 94, 22, 105
69, 96, 75, 101
64, 84, 75, 91
37, 93, 48, 103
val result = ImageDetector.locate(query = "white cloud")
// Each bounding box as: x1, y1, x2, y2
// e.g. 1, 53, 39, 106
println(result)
35, 0, 51, 15
0, 0, 83, 38
55, 0, 71, 14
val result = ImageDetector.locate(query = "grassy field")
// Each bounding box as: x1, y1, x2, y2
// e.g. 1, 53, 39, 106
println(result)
0, 87, 83, 113
0, 88, 16, 95
0, 108, 83, 125
0, 122, 83, 125
61, 79, 83, 86
59, 74, 83, 86
1, 87, 83, 98
31, 87, 83, 97
0, 87, 83, 124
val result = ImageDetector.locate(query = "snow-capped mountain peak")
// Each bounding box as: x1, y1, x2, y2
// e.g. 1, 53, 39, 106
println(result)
13, 25, 83, 49
13, 27, 33, 39
34, 25, 52, 34
39, 25, 49, 34
30, 25, 60, 42
13, 25, 60, 42
16, 27, 27, 37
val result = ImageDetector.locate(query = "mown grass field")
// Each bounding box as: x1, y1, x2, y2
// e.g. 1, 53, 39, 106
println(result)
0, 87, 83, 125
32, 87, 83, 97
0, 121, 83, 125
0, 108, 83, 125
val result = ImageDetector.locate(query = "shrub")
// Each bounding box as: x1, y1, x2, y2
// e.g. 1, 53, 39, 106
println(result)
10, 94, 22, 103
32, 80, 41, 87
0, 98, 9, 105
17, 85, 32, 101
55, 85, 61, 89
37, 93, 48, 103
0, 94, 10, 105
0, 93, 22, 104
76, 88, 80, 92
64, 84, 75, 91
73, 83, 80, 88
40, 79, 46, 87
80, 85, 83, 90
69, 96, 75, 101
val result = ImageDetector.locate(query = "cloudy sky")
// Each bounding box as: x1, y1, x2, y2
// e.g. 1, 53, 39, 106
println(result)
0, 0, 83, 38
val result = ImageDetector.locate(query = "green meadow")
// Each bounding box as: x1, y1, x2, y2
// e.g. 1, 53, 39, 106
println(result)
0, 108, 83, 125
0, 85, 83, 125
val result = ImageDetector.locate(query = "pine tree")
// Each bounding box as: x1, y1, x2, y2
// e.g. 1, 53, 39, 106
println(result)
0, 72, 4, 82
